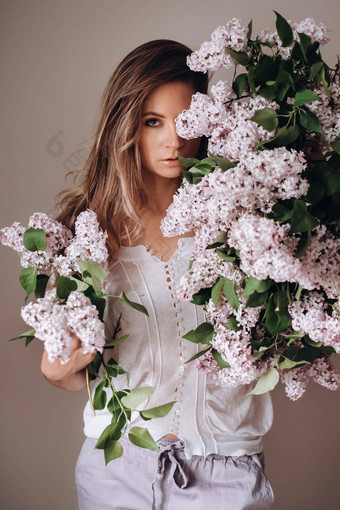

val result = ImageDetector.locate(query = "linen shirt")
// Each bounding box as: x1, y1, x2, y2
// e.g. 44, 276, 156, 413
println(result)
83, 237, 273, 459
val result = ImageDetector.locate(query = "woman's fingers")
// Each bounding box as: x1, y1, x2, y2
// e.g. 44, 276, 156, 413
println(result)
40, 333, 97, 383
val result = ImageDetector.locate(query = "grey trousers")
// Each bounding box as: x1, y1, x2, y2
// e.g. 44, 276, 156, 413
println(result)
75, 436, 274, 510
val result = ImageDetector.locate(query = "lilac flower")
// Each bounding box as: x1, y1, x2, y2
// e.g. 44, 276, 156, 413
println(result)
289, 292, 340, 353
258, 17, 331, 61
280, 366, 309, 400
187, 18, 249, 72
21, 290, 74, 364
1, 213, 73, 274
21, 289, 106, 363
307, 73, 340, 150
54, 210, 109, 276
292, 18, 331, 45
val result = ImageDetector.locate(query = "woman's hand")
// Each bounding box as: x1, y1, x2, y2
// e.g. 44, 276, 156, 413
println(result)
40, 333, 97, 392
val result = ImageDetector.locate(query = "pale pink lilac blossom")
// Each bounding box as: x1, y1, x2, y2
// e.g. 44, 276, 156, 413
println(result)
281, 355, 340, 400
175, 92, 227, 139
297, 225, 340, 298
258, 17, 331, 61
54, 210, 109, 276
176, 249, 242, 301
1, 213, 73, 274
288, 292, 340, 353
163, 149, 308, 261
307, 73, 340, 150
187, 18, 249, 72
176, 94, 278, 163
21, 289, 105, 363
210, 80, 236, 103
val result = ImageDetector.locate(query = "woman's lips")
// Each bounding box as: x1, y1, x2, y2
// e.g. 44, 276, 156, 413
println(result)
160, 158, 180, 166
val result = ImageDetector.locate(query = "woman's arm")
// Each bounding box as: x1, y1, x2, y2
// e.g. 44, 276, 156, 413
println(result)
40, 334, 96, 392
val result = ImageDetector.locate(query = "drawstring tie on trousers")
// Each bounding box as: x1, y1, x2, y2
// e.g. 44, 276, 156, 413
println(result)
151, 441, 189, 509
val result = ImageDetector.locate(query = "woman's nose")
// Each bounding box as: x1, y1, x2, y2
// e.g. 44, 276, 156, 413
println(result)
165, 122, 184, 148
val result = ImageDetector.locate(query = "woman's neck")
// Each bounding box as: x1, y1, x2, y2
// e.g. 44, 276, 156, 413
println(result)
142, 172, 180, 216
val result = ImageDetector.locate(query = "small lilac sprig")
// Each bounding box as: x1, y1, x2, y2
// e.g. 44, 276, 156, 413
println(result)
1, 210, 175, 462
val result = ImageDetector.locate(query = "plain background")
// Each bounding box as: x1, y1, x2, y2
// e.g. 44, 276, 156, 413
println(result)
1, 1, 339, 509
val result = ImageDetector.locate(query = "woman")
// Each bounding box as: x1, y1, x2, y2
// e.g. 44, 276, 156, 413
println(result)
41, 40, 274, 510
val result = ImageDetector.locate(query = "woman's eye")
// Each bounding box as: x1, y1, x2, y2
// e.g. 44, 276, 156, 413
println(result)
145, 118, 160, 127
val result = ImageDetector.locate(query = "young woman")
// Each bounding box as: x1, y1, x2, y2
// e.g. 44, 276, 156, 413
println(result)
40, 40, 274, 510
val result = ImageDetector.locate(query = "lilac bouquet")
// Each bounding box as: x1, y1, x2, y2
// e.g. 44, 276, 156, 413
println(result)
2, 210, 174, 463
162, 13, 340, 400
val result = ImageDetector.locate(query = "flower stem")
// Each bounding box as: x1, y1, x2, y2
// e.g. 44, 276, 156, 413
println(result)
86, 367, 95, 416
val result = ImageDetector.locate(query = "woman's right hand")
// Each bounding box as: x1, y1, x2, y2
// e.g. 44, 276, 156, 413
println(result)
40, 333, 97, 392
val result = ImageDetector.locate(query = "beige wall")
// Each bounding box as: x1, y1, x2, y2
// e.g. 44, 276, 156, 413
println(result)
1, 1, 339, 508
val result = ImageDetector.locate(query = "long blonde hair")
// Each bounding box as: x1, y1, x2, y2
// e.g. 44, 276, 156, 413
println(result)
56, 40, 209, 262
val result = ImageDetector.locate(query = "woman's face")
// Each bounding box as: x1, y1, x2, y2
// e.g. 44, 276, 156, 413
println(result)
139, 81, 201, 180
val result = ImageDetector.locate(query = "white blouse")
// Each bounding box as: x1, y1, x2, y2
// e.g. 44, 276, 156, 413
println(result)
83, 237, 273, 459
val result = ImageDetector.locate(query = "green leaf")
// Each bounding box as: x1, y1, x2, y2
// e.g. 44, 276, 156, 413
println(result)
266, 308, 291, 336
295, 230, 312, 258
93, 380, 107, 410
56, 276, 77, 299
298, 32, 311, 59
304, 337, 322, 348
274, 11, 293, 47
273, 289, 289, 312
247, 66, 256, 94
246, 291, 268, 308
320, 66, 330, 99
35, 274, 49, 298
190, 288, 211, 305
19, 267, 37, 295
232, 73, 247, 97
247, 19, 253, 40
225, 315, 241, 331
304, 181, 325, 206
309, 61, 323, 81
223, 279, 240, 311
331, 138, 340, 155
207, 152, 236, 171
212, 349, 230, 368
104, 440, 123, 464
243, 276, 272, 296
119, 291, 149, 316
259, 84, 277, 101
182, 322, 214, 344
283, 332, 304, 339
295, 284, 303, 300
121, 386, 154, 408
77, 260, 106, 283
128, 427, 159, 451
140, 401, 176, 420
23, 228, 47, 252
289, 200, 319, 233
260, 124, 299, 149
184, 345, 212, 364
216, 249, 235, 262
9, 328, 35, 346
299, 109, 322, 133
246, 367, 279, 396
206, 231, 228, 248
177, 155, 201, 168
278, 358, 310, 370
226, 48, 249, 66
105, 333, 130, 347
255, 56, 277, 85
95, 422, 122, 450
271, 202, 293, 223
250, 108, 278, 131
212, 277, 225, 306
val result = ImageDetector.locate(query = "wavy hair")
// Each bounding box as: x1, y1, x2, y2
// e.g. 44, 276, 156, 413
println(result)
56, 39, 209, 262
